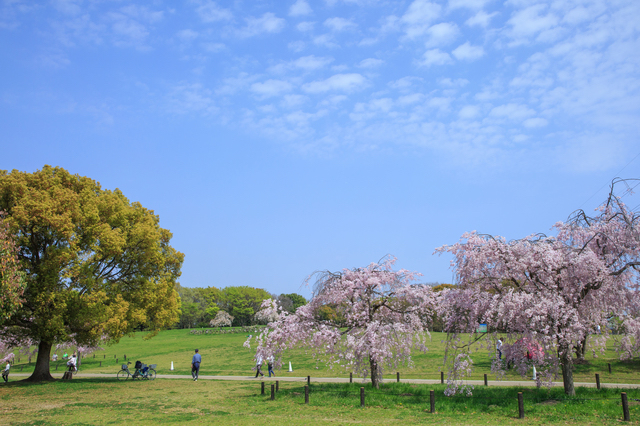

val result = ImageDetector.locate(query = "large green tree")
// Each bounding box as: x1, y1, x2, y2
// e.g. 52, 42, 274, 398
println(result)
0, 166, 183, 381
220, 286, 271, 326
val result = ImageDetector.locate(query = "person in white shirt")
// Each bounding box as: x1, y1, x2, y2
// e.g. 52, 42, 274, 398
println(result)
496, 339, 503, 360
67, 353, 77, 372
2, 361, 10, 382
255, 355, 264, 378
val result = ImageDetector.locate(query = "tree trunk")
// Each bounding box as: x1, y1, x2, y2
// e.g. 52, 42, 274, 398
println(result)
559, 344, 575, 396
25, 341, 54, 382
575, 336, 587, 361
369, 357, 380, 389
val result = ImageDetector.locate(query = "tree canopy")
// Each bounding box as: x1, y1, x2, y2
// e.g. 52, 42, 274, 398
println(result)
436, 179, 640, 396
245, 257, 436, 388
0, 215, 25, 324
0, 166, 183, 381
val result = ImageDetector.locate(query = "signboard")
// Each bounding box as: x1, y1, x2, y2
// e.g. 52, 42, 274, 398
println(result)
477, 324, 487, 333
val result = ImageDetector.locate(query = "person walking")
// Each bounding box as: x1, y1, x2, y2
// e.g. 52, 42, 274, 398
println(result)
191, 349, 201, 381
267, 356, 275, 377
2, 361, 10, 383
496, 339, 503, 360
255, 355, 264, 378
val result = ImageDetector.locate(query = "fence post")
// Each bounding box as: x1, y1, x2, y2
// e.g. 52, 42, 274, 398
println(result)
104, 355, 106, 359
305, 385, 309, 404
100, 361, 102, 367
307, 376, 311, 387
261, 381, 265, 395
517, 392, 524, 419
608, 363, 612, 374
271, 384, 275, 400
124, 354, 126, 360
430, 390, 435, 414
596, 373, 601, 390
276, 380, 279, 392
622, 392, 630, 422
397, 372, 400, 382
350, 372, 353, 383
360, 387, 365, 408
441, 371, 444, 384
484, 374, 488, 386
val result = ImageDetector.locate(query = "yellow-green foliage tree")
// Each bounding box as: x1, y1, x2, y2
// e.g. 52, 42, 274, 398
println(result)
0, 214, 26, 324
0, 166, 183, 381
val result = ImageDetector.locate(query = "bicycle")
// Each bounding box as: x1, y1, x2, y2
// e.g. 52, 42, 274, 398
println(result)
117, 361, 156, 381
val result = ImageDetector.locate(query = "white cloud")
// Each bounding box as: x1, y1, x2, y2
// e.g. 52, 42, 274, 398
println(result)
397, 93, 425, 105
465, 11, 498, 27
297, 21, 314, 32
324, 17, 356, 32
238, 13, 286, 37
294, 55, 334, 70
452, 42, 485, 61
506, 4, 558, 42
388, 76, 424, 90
302, 73, 367, 93
358, 58, 384, 68
195, 1, 233, 22
167, 83, 217, 115
420, 49, 453, 66
313, 34, 339, 48
281, 94, 308, 108
489, 103, 535, 120
251, 79, 294, 98
289, 0, 312, 17
448, 0, 492, 10
402, 0, 442, 38
288, 41, 306, 52
425, 22, 459, 47
202, 42, 225, 52
458, 105, 480, 119
523, 117, 548, 128
177, 29, 198, 41
439, 78, 469, 87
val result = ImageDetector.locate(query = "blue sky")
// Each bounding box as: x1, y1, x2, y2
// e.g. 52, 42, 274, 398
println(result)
1, 0, 639, 298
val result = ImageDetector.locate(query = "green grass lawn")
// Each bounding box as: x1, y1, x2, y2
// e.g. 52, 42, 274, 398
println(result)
9, 329, 639, 384
2, 329, 639, 425
1, 378, 639, 425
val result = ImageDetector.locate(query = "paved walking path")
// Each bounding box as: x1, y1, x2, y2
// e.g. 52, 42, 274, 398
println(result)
7, 372, 640, 389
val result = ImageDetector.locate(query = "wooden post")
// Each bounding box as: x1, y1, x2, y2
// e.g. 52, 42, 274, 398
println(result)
397, 372, 400, 382
116, 358, 118, 364
441, 371, 444, 384
305, 385, 309, 404
430, 390, 435, 414
55, 364, 58, 370
261, 381, 265, 395
93, 354, 95, 359
622, 392, 630, 422
484, 374, 488, 386
608, 363, 612, 374
596, 373, 601, 390
100, 361, 102, 367
104, 355, 106, 359
350, 372, 353, 383
360, 387, 365, 408
271, 384, 275, 400
307, 375, 310, 387
124, 354, 126, 360
276, 380, 279, 392
518, 392, 524, 419
114, 355, 116, 358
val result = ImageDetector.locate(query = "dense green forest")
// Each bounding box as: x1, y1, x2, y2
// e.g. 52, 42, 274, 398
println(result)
174, 284, 307, 328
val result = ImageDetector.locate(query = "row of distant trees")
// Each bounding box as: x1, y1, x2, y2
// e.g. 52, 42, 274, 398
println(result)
175, 284, 307, 328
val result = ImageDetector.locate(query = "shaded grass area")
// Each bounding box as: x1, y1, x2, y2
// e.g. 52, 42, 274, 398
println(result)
1, 378, 639, 425
9, 330, 640, 385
